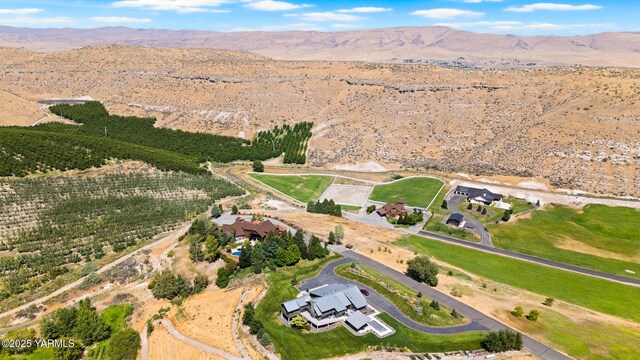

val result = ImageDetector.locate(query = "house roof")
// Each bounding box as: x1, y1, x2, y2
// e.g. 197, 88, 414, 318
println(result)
376, 201, 407, 216
282, 295, 311, 313
214, 217, 283, 239
448, 213, 464, 223
455, 186, 502, 202
345, 311, 370, 330
286, 283, 368, 317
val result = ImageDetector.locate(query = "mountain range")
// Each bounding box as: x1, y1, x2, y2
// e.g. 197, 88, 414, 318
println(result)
1, 26, 639, 68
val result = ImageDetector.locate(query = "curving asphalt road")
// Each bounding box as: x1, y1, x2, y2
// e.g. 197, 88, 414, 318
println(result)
446, 195, 493, 247
307, 252, 571, 360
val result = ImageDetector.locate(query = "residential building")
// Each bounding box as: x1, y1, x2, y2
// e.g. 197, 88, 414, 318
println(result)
454, 186, 503, 205
281, 283, 368, 329
376, 201, 408, 218
212, 217, 285, 241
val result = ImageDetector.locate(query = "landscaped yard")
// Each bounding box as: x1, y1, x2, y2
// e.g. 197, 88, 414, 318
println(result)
369, 177, 444, 208
249, 174, 334, 203
489, 204, 640, 279
395, 235, 640, 323
335, 263, 465, 326
255, 256, 484, 360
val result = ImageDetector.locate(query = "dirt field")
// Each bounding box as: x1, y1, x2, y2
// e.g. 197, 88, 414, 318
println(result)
166, 279, 265, 358
319, 184, 373, 206
148, 326, 225, 360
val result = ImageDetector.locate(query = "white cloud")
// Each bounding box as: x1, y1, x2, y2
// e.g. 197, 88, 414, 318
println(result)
336, 7, 392, 13
112, 0, 230, 13
505, 3, 602, 12
411, 8, 484, 19
0, 8, 43, 15
331, 23, 360, 28
0, 17, 73, 26
245, 1, 310, 11
290, 12, 361, 21
91, 16, 152, 23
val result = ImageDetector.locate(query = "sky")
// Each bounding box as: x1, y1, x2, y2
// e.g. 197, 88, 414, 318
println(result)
0, 0, 638, 36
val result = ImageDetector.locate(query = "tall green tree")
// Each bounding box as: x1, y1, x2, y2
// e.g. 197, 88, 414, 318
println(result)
407, 256, 439, 286
73, 298, 109, 346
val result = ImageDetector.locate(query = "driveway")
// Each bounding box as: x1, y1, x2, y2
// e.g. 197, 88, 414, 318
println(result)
344, 202, 428, 235
299, 257, 486, 335
308, 252, 571, 360
446, 195, 493, 247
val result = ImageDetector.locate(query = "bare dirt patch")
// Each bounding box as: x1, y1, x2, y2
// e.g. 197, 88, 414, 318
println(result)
319, 184, 373, 206
556, 237, 638, 263
148, 326, 225, 360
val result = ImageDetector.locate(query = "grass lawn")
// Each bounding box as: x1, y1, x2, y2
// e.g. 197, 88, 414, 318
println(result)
370, 177, 444, 208
396, 235, 640, 323
0, 347, 54, 360
340, 204, 362, 213
256, 256, 484, 360
249, 174, 334, 203
424, 214, 480, 242
511, 305, 640, 359
335, 263, 464, 326
458, 202, 504, 224
489, 204, 640, 279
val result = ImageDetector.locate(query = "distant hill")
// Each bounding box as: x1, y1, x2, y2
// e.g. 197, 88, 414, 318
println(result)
1, 26, 639, 68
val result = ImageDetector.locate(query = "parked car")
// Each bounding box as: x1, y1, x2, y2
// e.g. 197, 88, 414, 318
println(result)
359, 288, 369, 296
345, 244, 354, 249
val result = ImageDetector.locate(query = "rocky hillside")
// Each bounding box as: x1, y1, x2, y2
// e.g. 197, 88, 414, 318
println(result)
1, 46, 639, 196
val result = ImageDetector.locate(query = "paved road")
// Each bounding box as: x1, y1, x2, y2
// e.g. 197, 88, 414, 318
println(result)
313, 251, 571, 360
159, 319, 244, 360
446, 195, 493, 247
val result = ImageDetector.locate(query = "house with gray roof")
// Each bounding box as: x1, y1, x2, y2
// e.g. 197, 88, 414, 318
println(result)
281, 283, 368, 329
454, 186, 503, 205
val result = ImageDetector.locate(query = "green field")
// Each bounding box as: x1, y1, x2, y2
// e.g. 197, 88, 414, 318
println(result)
88, 304, 135, 360
256, 257, 484, 360
512, 305, 640, 359
370, 177, 444, 208
396, 235, 640, 322
335, 263, 464, 326
489, 204, 640, 278
249, 174, 334, 203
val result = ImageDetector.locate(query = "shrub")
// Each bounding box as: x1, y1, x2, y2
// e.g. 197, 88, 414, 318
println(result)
440, 200, 448, 209
148, 270, 191, 299
417, 291, 422, 298
289, 315, 309, 329
429, 300, 440, 311
366, 205, 377, 214
526, 310, 540, 321
467, 203, 473, 210
451, 309, 461, 319
252, 160, 264, 172
511, 306, 524, 317
107, 328, 141, 360
543, 298, 554, 306
501, 211, 511, 222
231, 205, 239, 214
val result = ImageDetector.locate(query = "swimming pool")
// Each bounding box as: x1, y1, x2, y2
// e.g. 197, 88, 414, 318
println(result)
232, 251, 242, 256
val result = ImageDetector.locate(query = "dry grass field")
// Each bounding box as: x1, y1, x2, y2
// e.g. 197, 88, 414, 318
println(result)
148, 326, 226, 360
1, 46, 639, 197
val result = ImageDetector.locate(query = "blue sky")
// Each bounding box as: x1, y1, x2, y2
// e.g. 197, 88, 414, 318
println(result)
0, 0, 638, 35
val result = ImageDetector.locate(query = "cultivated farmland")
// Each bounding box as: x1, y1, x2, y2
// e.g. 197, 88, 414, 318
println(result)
369, 177, 444, 208
0, 164, 242, 310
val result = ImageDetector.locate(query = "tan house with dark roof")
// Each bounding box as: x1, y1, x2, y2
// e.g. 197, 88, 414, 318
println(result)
376, 201, 408, 218
213, 217, 285, 240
